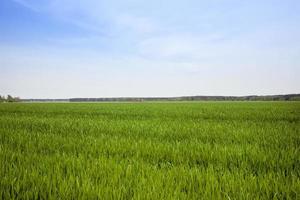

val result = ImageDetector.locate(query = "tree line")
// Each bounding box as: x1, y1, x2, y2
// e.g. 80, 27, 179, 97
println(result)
4, 94, 300, 102
0, 95, 21, 103
69, 94, 300, 102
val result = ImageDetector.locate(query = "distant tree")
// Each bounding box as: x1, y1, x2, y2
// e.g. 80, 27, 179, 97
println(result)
7, 95, 14, 102
0, 95, 5, 102
6, 95, 20, 103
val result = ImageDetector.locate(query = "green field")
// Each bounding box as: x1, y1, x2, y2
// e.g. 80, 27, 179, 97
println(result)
0, 102, 299, 199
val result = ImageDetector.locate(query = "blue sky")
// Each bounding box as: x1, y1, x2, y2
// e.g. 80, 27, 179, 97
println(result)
0, 0, 299, 98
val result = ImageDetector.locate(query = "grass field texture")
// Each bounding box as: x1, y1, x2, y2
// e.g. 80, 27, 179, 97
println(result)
0, 102, 299, 199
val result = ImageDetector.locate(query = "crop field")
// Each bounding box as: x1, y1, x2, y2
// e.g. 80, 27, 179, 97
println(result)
0, 102, 299, 199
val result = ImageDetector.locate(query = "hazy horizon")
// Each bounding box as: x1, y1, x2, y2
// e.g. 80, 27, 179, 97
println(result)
1, 0, 300, 99
16, 93, 300, 100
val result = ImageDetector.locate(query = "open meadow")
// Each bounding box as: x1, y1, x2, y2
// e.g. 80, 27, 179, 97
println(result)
0, 102, 299, 199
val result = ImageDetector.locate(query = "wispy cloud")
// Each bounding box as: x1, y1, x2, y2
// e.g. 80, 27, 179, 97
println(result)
12, 0, 41, 12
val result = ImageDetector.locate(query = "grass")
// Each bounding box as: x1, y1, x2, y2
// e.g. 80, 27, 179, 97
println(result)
0, 102, 299, 199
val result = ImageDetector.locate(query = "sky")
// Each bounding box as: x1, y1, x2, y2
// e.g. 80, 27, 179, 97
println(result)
0, 0, 300, 98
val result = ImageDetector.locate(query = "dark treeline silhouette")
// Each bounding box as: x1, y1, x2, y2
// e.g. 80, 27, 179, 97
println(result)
69, 94, 300, 102
0, 95, 21, 103
22, 99, 69, 102
20, 94, 300, 102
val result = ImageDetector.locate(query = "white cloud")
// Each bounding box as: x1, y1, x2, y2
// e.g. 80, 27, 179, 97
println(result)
137, 33, 238, 63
